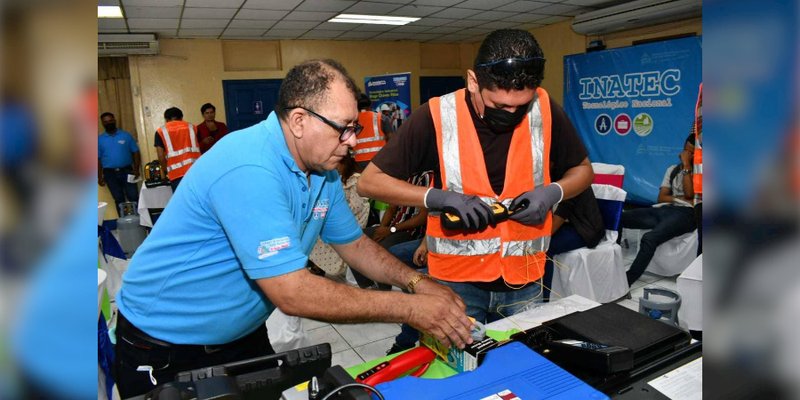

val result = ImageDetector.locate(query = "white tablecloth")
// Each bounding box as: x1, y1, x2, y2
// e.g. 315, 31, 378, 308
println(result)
677, 254, 702, 331
137, 185, 172, 227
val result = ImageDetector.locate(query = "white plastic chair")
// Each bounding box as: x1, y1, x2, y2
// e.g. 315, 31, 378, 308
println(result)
648, 229, 699, 276
551, 183, 629, 303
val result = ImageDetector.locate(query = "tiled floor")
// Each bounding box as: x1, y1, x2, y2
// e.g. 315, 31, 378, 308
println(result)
295, 253, 680, 370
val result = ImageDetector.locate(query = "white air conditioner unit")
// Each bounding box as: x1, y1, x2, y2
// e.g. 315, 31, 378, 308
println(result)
572, 0, 701, 36
98, 34, 159, 56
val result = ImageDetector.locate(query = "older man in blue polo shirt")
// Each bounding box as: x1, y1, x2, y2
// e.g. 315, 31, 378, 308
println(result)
98, 112, 141, 213
114, 59, 474, 398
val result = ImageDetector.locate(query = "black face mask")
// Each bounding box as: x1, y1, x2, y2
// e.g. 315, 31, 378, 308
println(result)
103, 123, 117, 132
482, 103, 529, 133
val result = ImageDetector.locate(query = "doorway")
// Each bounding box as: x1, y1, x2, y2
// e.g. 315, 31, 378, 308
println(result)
222, 79, 282, 132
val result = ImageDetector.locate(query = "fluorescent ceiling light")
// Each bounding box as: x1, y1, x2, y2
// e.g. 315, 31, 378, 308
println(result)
98, 6, 124, 18
329, 14, 420, 26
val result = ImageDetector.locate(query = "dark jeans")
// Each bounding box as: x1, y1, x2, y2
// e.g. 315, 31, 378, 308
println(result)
114, 313, 274, 398
543, 224, 588, 301
104, 167, 139, 212
621, 205, 696, 285
388, 240, 424, 348
351, 226, 415, 289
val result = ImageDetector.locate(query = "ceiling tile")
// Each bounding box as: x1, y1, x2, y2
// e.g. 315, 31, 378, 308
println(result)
124, 6, 182, 19
182, 8, 238, 19
533, 3, 584, 15
535, 15, 570, 24
296, 0, 356, 12
181, 19, 230, 28
562, 0, 617, 6
237, 9, 288, 19
342, 1, 400, 14
477, 20, 521, 29
222, 28, 266, 37
179, 28, 224, 37
122, 0, 182, 6
389, 24, 432, 33
456, 27, 493, 35
154, 30, 179, 38
283, 10, 336, 21
423, 25, 462, 34
409, 33, 443, 41
411, 0, 462, 6
130, 27, 175, 35
99, 28, 129, 34
229, 19, 276, 28
300, 29, 345, 39
428, 8, 482, 19
497, 1, 554, 12
127, 18, 179, 29
242, 0, 302, 10
347, 23, 392, 32
186, 0, 244, 7
372, 32, 415, 41
99, 0, 120, 5
99, 18, 128, 29
265, 29, 308, 38
409, 17, 456, 26
504, 12, 549, 23
390, 5, 445, 17
446, 19, 482, 27
336, 31, 379, 40
455, 0, 518, 10
272, 20, 320, 30
316, 22, 358, 31
463, 10, 517, 20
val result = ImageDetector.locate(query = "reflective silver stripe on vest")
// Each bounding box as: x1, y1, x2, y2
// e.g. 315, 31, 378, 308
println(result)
162, 124, 199, 157
693, 164, 703, 174
167, 157, 197, 172
354, 146, 384, 154
502, 237, 549, 257
428, 236, 501, 256
372, 112, 380, 139
438, 92, 462, 193
527, 94, 545, 187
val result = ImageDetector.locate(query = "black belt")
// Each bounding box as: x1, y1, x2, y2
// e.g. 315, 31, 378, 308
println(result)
117, 312, 266, 355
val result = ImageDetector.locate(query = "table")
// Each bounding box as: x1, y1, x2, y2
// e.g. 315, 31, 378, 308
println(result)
137, 185, 172, 227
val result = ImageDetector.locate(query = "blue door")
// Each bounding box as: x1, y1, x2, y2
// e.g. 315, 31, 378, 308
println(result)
222, 79, 282, 132
419, 76, 465, 104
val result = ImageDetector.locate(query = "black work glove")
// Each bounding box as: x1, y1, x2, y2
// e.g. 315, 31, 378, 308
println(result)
425, 188, 494, 231
509, 184, 563, 226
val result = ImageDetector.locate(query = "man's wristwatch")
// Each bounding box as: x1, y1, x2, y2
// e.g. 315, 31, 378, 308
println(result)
389, 226, 397, 233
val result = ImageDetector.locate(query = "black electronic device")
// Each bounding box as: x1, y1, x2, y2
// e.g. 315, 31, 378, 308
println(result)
441, 203, 508, 230
144, 160, 169, 188
308, 365, 372, 400
128, 343, 332, 400
511, 303, 692, 395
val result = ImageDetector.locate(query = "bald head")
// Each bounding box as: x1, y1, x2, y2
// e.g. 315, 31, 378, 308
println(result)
275, 59, 359, 120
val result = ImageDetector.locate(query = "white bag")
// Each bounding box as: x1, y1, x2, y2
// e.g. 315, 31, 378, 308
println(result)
265, 308, 311, 353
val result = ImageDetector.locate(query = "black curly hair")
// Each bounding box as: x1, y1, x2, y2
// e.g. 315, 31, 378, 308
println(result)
473, 29, 545, 91
275, 59, 359, 120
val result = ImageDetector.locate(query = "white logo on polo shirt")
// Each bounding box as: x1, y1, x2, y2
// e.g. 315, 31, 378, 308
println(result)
257, 236, 290, 260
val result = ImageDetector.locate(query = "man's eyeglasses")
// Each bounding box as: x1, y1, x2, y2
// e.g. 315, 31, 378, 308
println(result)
286, 106, 363, 141
475, 56, 545, 77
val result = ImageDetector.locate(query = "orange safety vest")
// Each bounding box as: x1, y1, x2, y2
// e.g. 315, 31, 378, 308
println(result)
693, 83, 702, 205
426, 88, 553, 285
353, 110, 386, 162
156, 120, 200, 181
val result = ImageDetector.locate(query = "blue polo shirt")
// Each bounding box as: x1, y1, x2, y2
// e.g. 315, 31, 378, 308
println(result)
98, 129, 139, 168
117, 112, 362, 344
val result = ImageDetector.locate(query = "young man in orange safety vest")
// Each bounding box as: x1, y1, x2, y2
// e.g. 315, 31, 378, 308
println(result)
154, 107, 199, 191
359, 29, 594, 323
353, 93, 386, 170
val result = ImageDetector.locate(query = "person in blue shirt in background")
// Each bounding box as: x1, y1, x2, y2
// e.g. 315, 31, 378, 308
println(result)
98, 112, 140, 212
114, 59, 474, 398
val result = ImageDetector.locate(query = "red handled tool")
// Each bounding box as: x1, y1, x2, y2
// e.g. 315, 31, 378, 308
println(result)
355, 346, 436, 387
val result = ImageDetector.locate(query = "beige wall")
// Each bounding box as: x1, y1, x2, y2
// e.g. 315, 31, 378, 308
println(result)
124, 19, 701, 164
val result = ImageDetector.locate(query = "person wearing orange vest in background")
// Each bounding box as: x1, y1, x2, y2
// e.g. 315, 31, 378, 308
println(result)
692, 84, 703, 254
359, 29, 594, 323
154, 107, 199, 191
353, 93, 386, 170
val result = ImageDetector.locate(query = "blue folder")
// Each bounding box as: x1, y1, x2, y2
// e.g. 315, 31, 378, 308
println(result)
375, 341, 608, 400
